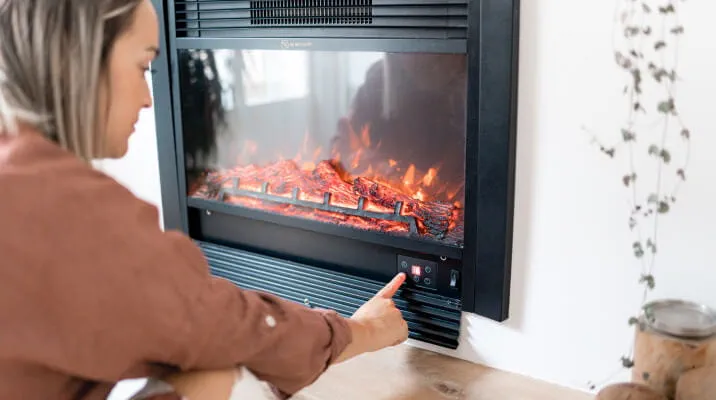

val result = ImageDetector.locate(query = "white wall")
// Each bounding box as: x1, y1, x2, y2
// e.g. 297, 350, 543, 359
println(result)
97, 107, 161, 208
103, 0, 716, 394
95, 76, 163, 228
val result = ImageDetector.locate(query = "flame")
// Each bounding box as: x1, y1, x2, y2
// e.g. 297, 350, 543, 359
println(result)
351, 148, 363, 170
348, 124, 362, 152
332, 125, 462, 204
423, 168, 438, 187
414, 188, 426, 202
312, 146, 322, 162
402, 164, 416, 186
360, 124, 371, 147
195, 125, 464, 245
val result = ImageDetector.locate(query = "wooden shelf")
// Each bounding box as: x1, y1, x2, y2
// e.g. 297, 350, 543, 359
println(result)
294, 345, 594, 400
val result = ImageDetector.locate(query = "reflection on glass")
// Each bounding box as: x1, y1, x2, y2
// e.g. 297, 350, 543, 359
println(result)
240, 50, 309, 106
179, 49, 467, 247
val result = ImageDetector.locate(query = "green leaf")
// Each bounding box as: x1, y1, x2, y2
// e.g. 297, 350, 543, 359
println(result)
653, 68, 669, 83
642, 3, 651, 13
659, 4, 675, 13
647, 193, 658, 203
654, 41, 667, 50
640, 274, 656, 290
671, 26, 685, 34
681, 129, 690, 139
657, 98, 675, 114
622, 173, 637, 187
658, 201, 670, 213
646, 239, 657, 254
633, 242, 645, 258
629, 217, 637, 230
628, 317, 640, 326
622, 129, 636, 142
615, 52, 633, 69
648, 145, 659, 155
601, 146, 616, 158
660, 149, 671, 164
643, 26, 652, 35
625, 26, 641, 37
677, 169, 686, 180
632, 69, 642, 93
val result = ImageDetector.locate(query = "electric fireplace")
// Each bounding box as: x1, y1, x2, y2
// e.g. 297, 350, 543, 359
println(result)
150, 0, 520, 349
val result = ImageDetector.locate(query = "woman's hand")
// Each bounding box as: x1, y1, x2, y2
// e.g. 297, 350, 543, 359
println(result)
335, 273, 409, 363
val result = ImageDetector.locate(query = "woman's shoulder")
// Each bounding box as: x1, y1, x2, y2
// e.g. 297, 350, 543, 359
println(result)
0, 132, 198, 283
0, 132, 161, 231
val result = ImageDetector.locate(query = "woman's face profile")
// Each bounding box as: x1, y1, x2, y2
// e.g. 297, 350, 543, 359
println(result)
100, 0, 159, 159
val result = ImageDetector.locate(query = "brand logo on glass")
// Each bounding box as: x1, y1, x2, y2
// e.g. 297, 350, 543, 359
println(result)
280, 40, 313, 49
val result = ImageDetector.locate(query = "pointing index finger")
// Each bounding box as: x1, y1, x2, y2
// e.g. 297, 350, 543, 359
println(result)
376, 272, 406, 299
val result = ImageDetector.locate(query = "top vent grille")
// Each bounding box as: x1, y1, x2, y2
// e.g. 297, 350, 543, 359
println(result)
249, 0, 373, 25
173, 0, 467, 39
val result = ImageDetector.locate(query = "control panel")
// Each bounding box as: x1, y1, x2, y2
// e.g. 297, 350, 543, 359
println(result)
398, 255, 438, 290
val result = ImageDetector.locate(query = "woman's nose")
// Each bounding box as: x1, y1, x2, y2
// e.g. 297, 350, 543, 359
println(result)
143, 88, 153, 109
143, 75, 154, 109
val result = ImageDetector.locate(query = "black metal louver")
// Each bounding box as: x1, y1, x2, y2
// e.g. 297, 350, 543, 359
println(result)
249, 0, 373, 25
173, 0, 468, 39
197, 241, 462, 349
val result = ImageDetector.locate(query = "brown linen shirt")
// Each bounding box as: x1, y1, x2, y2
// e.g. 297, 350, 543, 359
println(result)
0, 132, 352, 400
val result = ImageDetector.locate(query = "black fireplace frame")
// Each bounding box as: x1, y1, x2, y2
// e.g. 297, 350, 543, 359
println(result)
149, 0, 520, 325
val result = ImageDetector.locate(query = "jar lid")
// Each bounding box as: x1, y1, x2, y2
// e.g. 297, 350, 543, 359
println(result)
642, 299, 716, 339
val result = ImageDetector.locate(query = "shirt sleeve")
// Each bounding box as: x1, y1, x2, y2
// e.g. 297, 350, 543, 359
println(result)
33, 165, 352, 396
140, 230, 353, 395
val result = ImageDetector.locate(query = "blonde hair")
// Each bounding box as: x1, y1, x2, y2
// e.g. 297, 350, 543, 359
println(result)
0, 0, 142, 160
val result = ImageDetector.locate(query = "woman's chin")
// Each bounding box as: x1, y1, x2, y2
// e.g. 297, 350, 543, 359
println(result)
102, 143, 130, 160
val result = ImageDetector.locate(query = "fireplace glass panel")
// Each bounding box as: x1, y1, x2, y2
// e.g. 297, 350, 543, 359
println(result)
179, 49, 467, 247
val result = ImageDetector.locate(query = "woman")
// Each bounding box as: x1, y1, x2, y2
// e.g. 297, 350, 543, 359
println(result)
0, 1, 409, 399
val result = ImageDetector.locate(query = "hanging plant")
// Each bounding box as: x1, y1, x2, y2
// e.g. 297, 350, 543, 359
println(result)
585, 0, 691, 383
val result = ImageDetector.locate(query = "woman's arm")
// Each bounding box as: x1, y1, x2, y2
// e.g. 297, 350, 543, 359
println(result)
109, 227, 354, 395
2, 134, 408, 398
6, 141, 407, 396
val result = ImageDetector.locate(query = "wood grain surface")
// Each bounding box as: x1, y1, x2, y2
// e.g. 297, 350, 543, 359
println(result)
294, 344, 594, 400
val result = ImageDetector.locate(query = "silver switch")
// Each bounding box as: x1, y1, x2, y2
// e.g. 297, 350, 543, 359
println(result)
450, 270, 459, 288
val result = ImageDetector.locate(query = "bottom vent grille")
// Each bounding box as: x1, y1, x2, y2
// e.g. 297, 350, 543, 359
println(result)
197, 241, 462, 349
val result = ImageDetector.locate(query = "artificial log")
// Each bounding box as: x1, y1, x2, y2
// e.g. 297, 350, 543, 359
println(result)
312, 161, 364, 205
192, 160, 463, 243
632, 320, 716, 399
675, 366, 716, 400
596, 383, 667, 400
352, 177, 456, 235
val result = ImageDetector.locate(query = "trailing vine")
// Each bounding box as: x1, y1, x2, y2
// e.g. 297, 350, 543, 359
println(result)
586, 0, 691, 382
